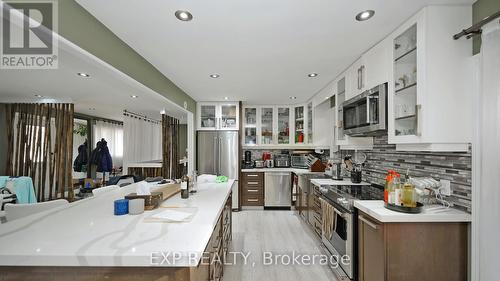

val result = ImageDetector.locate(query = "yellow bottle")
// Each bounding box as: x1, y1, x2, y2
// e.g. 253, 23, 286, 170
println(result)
401, 172, 416, 208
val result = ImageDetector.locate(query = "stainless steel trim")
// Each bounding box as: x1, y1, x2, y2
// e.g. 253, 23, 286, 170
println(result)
218, 137, 222, 174
359, 215, 378, 230
213, 137, 218, 173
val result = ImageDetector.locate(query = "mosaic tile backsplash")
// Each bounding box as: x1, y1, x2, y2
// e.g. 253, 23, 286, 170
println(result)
336, 135, 472, 213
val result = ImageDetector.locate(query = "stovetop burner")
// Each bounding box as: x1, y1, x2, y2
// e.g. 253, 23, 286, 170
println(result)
319, 184, 382, 212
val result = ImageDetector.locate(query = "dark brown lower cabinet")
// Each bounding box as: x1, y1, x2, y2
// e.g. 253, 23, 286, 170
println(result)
358, 211, 468, 281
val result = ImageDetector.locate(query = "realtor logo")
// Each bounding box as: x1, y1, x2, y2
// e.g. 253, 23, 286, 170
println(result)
1, 0, 58, 69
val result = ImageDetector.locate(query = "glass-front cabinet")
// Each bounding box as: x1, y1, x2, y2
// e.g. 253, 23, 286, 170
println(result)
243, 107, 257, 145
197, 102, 239, 131
220, 104, 238, 130
260, 107, 274, 145
393, 24, 418, 137
294, 105, 305, 144
277, 107, 290, 144
198, 103, 218, 130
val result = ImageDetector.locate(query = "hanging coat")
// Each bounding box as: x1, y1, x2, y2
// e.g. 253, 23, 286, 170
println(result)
89, 139, 113, 172
73, 141, 88, 172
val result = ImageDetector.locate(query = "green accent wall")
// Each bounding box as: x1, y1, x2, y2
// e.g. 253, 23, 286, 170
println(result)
57, 1, 196, 113
472, 0, 500, 54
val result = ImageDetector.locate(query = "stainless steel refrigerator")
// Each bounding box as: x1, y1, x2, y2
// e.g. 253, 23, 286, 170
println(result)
197, 131, 239, 209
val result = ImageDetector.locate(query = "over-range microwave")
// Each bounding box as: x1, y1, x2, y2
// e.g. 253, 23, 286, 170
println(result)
343, 83, 387, 136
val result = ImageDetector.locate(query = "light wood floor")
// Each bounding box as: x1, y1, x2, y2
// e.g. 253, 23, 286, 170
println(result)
222, 210, 338, 281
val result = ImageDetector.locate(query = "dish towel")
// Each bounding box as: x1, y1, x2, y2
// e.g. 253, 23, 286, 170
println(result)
0, 176, 37, 204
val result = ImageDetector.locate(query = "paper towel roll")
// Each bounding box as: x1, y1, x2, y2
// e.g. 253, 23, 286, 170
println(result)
129, 198, 145, 215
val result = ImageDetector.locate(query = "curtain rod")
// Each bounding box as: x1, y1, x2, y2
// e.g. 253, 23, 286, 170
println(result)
453, 10, 500, 40
123, 110, 161, 123
74, 113, 123, 125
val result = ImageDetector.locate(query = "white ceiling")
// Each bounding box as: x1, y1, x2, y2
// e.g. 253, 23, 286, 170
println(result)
76, 0, 473, 105
0, 20, 188, 123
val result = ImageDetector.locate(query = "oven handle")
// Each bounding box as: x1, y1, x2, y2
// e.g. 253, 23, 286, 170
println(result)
358, 215, 378, 230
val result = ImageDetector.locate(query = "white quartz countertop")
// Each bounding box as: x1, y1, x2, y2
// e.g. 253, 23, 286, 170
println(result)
354, 200, 471, 223
0, 180, 234, 267
310, 178, 371, 186
241, 168, 324, 175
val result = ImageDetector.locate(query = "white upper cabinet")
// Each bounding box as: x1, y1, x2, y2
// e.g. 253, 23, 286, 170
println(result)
364, 37, 392, 90
197, 102, 239, 131
387, 6, 472, 151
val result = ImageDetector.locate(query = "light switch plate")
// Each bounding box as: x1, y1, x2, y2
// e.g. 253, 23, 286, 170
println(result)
440, 179, 451, 196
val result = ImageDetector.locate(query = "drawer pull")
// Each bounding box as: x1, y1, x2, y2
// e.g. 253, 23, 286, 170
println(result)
246, 174, 259, 177
359, 215, 379, 230
247, 181, 260, 185
247, 189, 259, 192
247, 199, 259, 202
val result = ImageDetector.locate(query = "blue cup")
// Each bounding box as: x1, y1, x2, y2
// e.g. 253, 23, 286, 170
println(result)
114, 199, 129, 215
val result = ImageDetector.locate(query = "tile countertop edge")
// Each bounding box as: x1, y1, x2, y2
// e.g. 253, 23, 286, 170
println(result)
354, 200, 472, 223
0, 180, 235, 267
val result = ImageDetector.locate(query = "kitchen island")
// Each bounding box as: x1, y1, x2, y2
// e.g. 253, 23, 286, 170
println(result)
0, 180, 234, 280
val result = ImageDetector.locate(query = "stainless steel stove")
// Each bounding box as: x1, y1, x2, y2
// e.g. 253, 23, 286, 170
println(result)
318, 183, 381, 281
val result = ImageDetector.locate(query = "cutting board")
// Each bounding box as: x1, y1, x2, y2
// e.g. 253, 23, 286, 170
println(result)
151, 183, 181, 200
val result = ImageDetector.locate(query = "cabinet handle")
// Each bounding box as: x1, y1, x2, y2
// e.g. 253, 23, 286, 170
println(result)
415, 104, 422, 136
246, 174, 259, 177
247, 189, 259, 192
247, 199, 258, 202
247, 181, 259, 185
361, 65, 365, 89
359, 215, 379, 230
357, 67, 362, 90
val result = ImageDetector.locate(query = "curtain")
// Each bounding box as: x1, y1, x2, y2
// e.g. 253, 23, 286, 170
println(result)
123, 114, 161, 174
162, 115, 181, 179
477, 22, 500, 281
5, 103, 74, 201
93, 120, 123, 169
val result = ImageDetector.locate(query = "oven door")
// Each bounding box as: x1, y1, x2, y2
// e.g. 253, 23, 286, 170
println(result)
322, 202, 354, 279
343, 83, 386, 136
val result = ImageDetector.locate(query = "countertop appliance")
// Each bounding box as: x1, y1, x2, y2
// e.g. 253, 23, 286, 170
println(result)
343, 83, 387, 136
265, 159, 274, 168
274, 154, 291, 168
242, 151, 253, 169
197, 131, 239, 209
264, 172, 291, 207
291, 154, 308, 169
319, 184, 381, 280
254, 160, 265, 168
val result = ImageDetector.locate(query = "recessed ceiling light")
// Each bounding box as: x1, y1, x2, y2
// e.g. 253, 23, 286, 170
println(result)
77, 72, 90, 77
175, 10, 193, 21
308, 73, 318, 78
355, 10, 375, 21
210, 74, 220, 78
289, 96, 297, 100
34, 94, 43, 98
131, 95, 138, 98
224, 97, 229, 100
